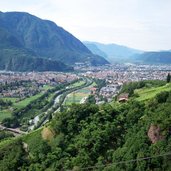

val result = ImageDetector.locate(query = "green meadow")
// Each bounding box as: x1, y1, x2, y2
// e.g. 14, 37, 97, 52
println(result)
0, 110, 12, 122
0, 85, 54, 122
135, 83, 171, 101
67, 80, 85, 89
65, 82, 96, 105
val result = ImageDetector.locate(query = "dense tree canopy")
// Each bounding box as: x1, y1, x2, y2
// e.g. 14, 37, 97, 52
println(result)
0, 88, 171, 171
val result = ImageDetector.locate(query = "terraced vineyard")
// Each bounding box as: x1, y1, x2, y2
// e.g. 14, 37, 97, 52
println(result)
135, 83, 171, 101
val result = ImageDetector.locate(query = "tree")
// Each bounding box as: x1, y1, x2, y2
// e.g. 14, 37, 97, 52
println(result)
2, 117, 19, 128
166, 73, 171, 83
86, 95, 96, 104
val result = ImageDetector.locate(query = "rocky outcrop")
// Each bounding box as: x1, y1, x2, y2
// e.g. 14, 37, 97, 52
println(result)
148, 124, 164, 144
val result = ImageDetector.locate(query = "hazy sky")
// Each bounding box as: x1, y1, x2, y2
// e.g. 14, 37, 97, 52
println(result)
1, 0, 171, 51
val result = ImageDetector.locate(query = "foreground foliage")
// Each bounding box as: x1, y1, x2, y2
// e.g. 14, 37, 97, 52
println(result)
0, 90, 171, 170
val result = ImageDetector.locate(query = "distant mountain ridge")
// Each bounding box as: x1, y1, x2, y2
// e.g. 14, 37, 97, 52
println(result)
0, 12, 109, 71
132, 51, 171, 64
83, 43, 108, 59
83, 41, 143, 63
84, 41, 171, 64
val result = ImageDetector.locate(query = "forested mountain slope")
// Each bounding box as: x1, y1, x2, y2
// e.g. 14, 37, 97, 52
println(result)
0, 11, 109, 70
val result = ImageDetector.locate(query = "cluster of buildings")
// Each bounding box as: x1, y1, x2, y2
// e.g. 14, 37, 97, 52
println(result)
0, 72, 78, 99
82, 64, 171, 101
0, 72, 78, 85
1, 63, 171, 102
99, 84, 121, 101
0, 85, 40, 99
82, 64, 171, 84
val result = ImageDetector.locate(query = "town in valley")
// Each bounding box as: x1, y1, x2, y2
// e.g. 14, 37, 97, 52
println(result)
1, 63, 171, 133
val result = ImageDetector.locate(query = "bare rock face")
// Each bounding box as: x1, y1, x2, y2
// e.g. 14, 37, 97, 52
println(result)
148, 124, 164, 144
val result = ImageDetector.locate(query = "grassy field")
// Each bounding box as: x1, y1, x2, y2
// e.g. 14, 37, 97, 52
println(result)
67, 80, 85, 89
65, 92, 87, 105
0, 93, 44, 122
0, 110, 12, 122
135, 83, 171, 101
23, 128, 42, 145
65, 82, 96, 105
14, 93, 44, 109
1, 93, 44, 110
0, 86, 54, 122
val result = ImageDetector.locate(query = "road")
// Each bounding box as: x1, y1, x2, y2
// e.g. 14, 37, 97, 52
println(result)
0, 124, 26, 136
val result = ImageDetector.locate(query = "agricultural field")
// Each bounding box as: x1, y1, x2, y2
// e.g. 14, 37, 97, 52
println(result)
65, 82, 96, 105
0, 93, 44, 122
0, 79, 86, 125
135, 83, 171, 101
64, 92, 86, 105
66, 80, 85, 89
14, 93, 44, 109
0, 110, 12, 122
1, 97, 18, 103
0, 86, 54, 122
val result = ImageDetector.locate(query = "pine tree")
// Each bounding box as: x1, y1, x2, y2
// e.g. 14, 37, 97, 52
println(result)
166, 73, 171, 83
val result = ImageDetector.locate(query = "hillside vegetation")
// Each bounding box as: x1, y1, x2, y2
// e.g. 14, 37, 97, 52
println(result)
0, 81, 171, 170
135, 83, 171, 101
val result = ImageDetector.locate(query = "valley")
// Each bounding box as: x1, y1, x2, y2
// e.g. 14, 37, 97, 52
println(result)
1, 63, 171, 132
1, 72, 171, 170
0, 72, 95, 132
0, 4, 171, 171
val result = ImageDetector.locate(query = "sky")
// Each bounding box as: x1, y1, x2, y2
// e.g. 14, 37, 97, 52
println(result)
1, 0, 171, 51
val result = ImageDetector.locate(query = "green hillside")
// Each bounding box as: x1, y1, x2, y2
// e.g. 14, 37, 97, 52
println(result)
0, 81, 171, 170
135, 83, 171, 101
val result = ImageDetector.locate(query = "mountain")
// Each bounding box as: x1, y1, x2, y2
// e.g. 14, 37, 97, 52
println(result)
84, 41, 171, 64
0, 26, 72, 71
132, 51, 171, 64
83, 43, 108, 59
83, 41, 143, 63
0, 12, 109, 72
0, 48, 73, 72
